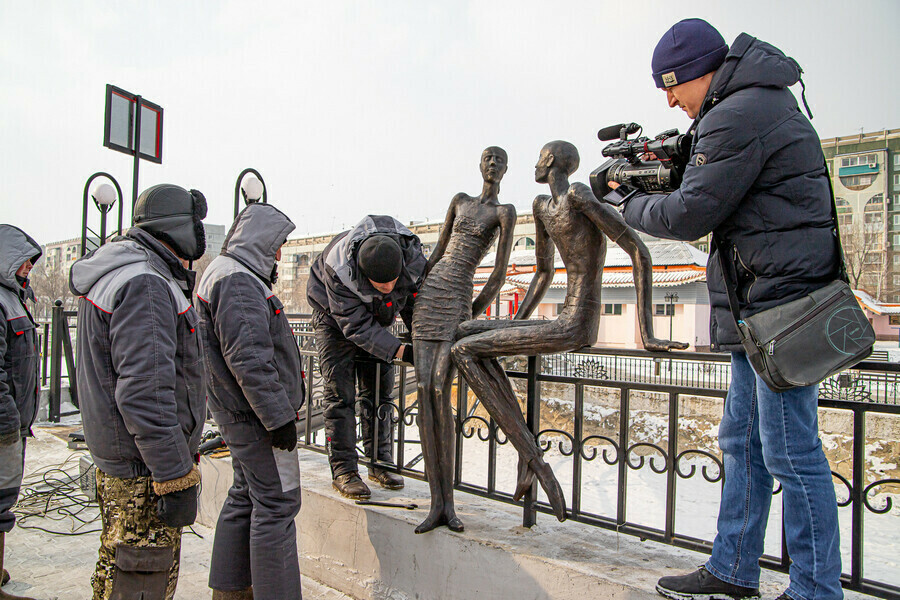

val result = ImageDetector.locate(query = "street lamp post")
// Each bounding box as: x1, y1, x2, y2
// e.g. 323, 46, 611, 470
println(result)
81, 173, 124, 257
665, 292, 679, 340
234, 168, 267, 219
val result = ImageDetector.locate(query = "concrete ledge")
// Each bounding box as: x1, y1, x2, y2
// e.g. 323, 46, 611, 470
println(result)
200, 450, 753, 600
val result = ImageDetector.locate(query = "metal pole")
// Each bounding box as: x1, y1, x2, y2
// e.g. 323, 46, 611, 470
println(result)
131, 96, 143, 212
100, 207, 108, 246
523, 355, 539, 527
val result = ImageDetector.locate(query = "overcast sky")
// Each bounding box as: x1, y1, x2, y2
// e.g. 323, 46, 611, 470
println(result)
2, 0, 898, 244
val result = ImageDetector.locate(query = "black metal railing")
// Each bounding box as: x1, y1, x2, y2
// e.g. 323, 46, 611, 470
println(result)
47, 301, 79, 422
292, 317, 899, 599
41, 308, 900, 597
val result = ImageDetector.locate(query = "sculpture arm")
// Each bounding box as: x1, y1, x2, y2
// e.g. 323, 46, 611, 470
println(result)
472, 205, 516, 317
571, 186, 689, 351
425, 196, 459, 276
514, 203, 553, 320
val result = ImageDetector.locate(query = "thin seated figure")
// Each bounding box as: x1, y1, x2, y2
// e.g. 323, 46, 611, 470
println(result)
451, 141, 688, 519
411, 146, 517, 534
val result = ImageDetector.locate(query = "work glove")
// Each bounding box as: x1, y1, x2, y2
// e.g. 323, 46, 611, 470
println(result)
156, 485, 198, 528
271, 420, 298, 452
399, 344, 415, 366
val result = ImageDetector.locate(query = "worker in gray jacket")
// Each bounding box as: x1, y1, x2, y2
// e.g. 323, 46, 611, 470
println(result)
195, 203, 304, 600
70, 185, 207, 600
307, 215, 426, 498
0, 224, 41, 600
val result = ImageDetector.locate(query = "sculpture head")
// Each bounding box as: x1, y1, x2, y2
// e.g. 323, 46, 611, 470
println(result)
480, 146, 508, 184
535, 141, 579, 183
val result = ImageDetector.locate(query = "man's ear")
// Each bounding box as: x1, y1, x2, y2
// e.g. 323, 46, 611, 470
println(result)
545, 154, 555, 168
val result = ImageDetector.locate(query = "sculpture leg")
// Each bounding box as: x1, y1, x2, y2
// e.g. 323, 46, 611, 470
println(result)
413, 341, 460, 534
433, 350, 463, 532
452, 321, 577, 522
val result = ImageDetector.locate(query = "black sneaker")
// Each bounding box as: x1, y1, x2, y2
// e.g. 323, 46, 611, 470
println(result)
774, 594, 791, 600
656, 567, 760, 600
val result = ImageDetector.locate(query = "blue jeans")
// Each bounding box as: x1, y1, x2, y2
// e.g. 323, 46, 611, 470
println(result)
706, 352, 842, 600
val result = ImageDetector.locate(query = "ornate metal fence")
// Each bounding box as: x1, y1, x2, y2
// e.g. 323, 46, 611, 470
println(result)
292, 315, 899, 599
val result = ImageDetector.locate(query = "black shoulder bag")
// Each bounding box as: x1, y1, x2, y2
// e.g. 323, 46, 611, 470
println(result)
716, 163, 875, 393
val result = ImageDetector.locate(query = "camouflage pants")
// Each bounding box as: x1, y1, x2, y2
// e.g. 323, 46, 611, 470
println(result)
91, 469, 182, 600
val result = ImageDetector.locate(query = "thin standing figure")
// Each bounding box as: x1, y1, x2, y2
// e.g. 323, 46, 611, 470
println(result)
451, 141, 687, 521
411, 146, 516, 534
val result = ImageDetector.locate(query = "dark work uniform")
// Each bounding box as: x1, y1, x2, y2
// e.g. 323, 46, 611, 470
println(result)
0, 225, 41, 536
306, 215, 426, 478
195, 203, 304, 600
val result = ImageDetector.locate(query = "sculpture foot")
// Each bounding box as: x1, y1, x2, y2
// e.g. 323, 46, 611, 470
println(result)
512, 455, 567, 522
415, 510, 465, 534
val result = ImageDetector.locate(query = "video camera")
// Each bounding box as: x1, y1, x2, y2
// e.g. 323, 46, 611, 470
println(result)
589, 123, 692, 206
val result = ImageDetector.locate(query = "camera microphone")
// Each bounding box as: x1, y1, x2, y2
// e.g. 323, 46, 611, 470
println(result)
597, 123, 641, 141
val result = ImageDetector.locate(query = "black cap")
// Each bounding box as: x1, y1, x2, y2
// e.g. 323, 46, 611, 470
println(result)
357, 235, 403, 283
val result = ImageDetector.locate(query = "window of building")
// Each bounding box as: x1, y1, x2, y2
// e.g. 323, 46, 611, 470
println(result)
895, 174, 900, 190
841, 154, 876, 168
514, 237, 536, 250
895, 234, 900, 248
835, 197, 851, 213
894, 254, 900, 265
895, 154, 900, 167
865, 194, 884, 209
838, 214, 853, 230
894, 274, 900, 286
603, 303, 622, 315
894, 215, 900, 227
865, 212, 884, 224
654, 304, 675, 316
842, 175, 875, 190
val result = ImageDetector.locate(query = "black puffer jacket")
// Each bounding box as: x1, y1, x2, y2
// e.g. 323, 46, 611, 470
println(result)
623, 33, 839, 350
306, 215, 426, 362
70, 229, 205, 482
0, 225, 42, 438
195, 204, 304, 430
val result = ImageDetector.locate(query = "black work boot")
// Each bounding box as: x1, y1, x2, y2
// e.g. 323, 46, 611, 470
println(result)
368, 468, 404, 490
332, 473, 371, 499
656, 567, 760, 600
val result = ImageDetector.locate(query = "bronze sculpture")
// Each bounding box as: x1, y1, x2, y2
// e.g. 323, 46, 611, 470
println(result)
450, 140, 689, 522
411, 147, 517, 534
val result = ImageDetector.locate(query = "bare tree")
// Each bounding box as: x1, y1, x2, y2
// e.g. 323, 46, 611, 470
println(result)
839, 223, 885, 297
28, 260, 76, 320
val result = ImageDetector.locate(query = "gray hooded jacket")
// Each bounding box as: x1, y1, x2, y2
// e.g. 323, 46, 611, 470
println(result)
69, 228, 205, 482
0, 225, 42, 438
195, 204, 304, 430
306, 215, 426, 362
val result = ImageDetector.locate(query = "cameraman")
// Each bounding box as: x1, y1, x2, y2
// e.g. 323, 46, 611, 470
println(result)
616, 19, 842, 600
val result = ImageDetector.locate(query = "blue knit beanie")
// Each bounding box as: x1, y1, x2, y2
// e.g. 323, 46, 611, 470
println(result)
652, 18, 728, 89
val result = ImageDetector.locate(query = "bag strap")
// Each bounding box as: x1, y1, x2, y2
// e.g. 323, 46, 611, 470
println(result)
715, 156, 848, 334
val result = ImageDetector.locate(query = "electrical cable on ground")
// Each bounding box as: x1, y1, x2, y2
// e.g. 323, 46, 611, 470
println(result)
13, 451, 206, 539
14, 451, 100, 536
